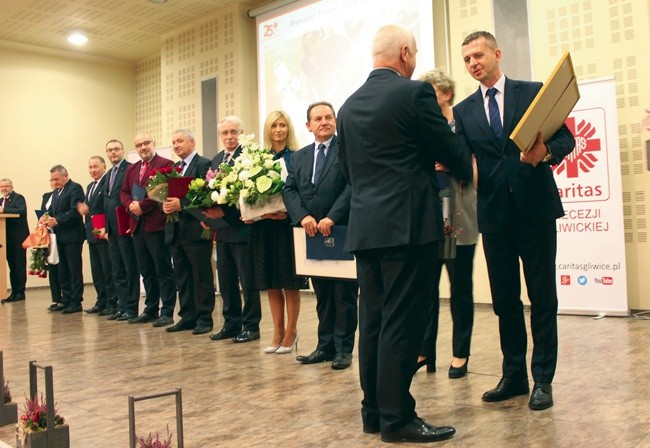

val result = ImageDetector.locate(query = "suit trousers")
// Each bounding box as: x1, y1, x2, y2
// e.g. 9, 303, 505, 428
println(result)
311, 278, 358, 354
108, 233, 139, 315
356, 242, 437, 433
132, 230, 176, 318
482, 219, 558, 384
420, 244, 476, 361
173, 239, 215, 327
216, 240, 261, 332
6, 239, 27, 295
47, 264, 62, 303
88, 241, 114, 309
57, 241, 84, 305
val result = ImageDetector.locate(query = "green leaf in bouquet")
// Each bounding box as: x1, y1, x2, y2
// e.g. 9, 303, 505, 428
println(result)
256, 175, 272, 193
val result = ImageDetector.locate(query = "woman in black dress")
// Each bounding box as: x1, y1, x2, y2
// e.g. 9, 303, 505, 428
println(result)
249, 111, 307, 354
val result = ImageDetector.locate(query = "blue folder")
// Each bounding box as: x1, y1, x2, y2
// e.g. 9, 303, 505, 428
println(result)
306, 225, 354, 261
35, 209, 47, 219
131, 183, 146, 201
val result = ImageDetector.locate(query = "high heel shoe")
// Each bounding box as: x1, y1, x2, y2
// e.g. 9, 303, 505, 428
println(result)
448, 359, 468, 379
414, 357, 436, 374
276, 335, 299, 354
262, 344, 281, 354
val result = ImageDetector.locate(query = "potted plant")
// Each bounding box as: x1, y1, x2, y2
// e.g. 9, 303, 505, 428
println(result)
15, 393, 69, 448
1, 380, 18, 426
135, 425, 173, 448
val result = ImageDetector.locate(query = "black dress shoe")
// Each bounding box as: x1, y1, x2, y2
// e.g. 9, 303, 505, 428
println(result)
84, 305, 104, 314
98, 308, 116, 316
61, 305, 83, 314
2, 293, 25, 303
128, 313, 157, 324
448, 359, 468, 379
482, 378, 530, 402
49, 303, 67, 312
233, 330, 260, 343
414, 357, 436, 374
381, 417, 456, 443
116, 313, 134, 321
296, 350, 334, 364
165, 320, 194, 332
106, 311, 123, 320
152, 316, 174, 327
363, 424, 380, 435
192, 325, 213, 335
210, 327, 240, 340
331, 353, 353, 370
529, 383, 553, 410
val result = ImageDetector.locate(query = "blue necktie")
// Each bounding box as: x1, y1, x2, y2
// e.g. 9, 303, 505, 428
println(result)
313, 143, 326, 186
487, 87, 503, 139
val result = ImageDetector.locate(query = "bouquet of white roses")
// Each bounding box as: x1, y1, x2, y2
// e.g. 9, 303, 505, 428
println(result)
211, 133, 287, 220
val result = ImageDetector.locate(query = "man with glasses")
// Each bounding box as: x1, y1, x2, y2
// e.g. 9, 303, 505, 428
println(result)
120, 133, 176, 327
204, 116, 262, 344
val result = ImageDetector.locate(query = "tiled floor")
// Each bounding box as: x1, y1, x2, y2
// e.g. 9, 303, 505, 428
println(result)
0, 287, 649, 447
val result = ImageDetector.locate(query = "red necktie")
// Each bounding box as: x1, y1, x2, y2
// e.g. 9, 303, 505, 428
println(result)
139, 160, 149, 182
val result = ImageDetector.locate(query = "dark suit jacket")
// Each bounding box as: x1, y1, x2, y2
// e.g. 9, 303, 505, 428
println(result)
453, 78, 575, 233
165, 153, 212, 244
83, 175, 109, 243
337, 68, 472, 252
208, 147, 250, 244
120, 154, 173, 234
48, 180, 86, 244
3, 191, 30, 244
104, 159, 131, 237
283, 135, 351, 226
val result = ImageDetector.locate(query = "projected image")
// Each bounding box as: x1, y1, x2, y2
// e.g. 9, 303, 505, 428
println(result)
257, 0, 434, 146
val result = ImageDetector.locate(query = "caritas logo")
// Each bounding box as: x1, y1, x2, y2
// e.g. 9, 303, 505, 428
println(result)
552, 117, 602, 178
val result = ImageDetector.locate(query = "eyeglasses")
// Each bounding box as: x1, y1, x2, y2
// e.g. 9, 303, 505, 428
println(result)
135, 140, 152, 148
220, 130, 241, 136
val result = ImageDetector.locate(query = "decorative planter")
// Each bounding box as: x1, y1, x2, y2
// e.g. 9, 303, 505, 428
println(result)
440, 236, 457, 260
1, 401, 18, 425
16, 424, 70, 448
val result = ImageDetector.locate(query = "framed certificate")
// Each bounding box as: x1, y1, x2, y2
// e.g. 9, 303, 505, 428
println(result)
292, 227, 357, 280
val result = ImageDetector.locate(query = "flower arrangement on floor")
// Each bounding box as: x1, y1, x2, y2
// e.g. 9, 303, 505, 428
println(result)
146, 166, 183, 222
212, 133, 287, 220
135, 425, 173, 448
18, 394, 65, 432
3, 381, 10, 404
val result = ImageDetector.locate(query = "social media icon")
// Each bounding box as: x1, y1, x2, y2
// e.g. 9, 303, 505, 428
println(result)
578, 275, 588, 285
560, 275, 571, 285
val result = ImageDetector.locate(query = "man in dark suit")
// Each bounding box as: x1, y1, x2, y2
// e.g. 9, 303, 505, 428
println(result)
43, 165, 86, 314
205, 116, 262, 343
102, 139, 140, 321
77, 156, 115, 314
120, 133, 176, 327
41, 187, 63, 308
453, 31, 575, 411
337, 25, 472, 443
0, 178, 30, 303
283, 101, 358, 370
162, 128, 215, 335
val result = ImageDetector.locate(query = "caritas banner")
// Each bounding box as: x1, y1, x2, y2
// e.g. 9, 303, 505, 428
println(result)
553, 78, 628, 316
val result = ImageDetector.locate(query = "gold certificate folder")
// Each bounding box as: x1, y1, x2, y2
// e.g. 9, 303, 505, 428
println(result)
509, 52, 580, 154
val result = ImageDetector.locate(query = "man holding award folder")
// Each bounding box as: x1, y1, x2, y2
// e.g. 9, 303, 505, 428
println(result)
283, 101, 358, 370
120, 133, 176, 327
102, 139, 140, 321
453, 31, 575, 410
77, 156, 115, 315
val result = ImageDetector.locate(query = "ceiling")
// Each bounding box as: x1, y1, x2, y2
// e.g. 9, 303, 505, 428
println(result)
0, 0, 268, 62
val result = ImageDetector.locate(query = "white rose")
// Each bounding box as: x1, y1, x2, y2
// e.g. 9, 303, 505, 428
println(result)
244, 179, 254, 188
268, 170, 278, 179
239, 170, 250, 181
226, 173, 237, 183
241, 158, 253, 168
263, 159, 275, 169
240, 188, 250, 199
208, 178, 217, 189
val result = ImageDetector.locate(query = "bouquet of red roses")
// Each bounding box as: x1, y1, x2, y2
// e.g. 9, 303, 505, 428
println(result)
146, 166, 183, 222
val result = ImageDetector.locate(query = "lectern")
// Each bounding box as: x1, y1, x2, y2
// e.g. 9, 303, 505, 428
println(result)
0, 213, 19, 298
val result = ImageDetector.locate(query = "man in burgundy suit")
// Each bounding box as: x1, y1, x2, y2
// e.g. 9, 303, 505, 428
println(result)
120, 133, 177, 327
